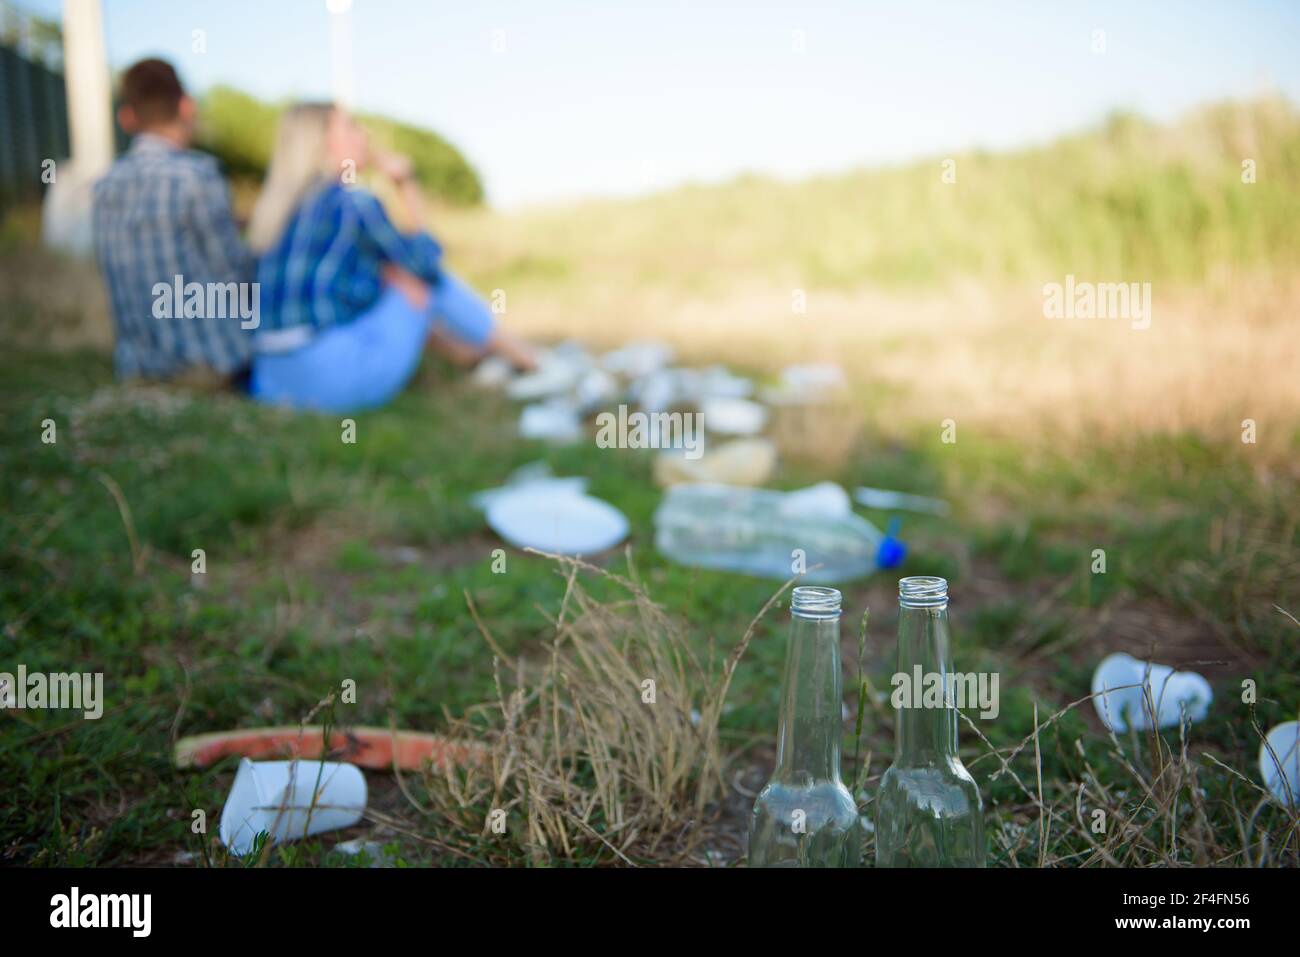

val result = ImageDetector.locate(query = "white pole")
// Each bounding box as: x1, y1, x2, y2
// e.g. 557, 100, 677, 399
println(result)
42, 0, 112, 255
61, 0, 113, 177
327, 0, 355, 108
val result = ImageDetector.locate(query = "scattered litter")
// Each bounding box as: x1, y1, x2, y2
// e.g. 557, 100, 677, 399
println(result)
173, 725, 483, 771
574, 367, 621, 412
475, 463, 629, 557
855, 486, 951, 516
654, 437, 778, 487
600, 341, 674, 378
1090, 653, 1212, 732
629, 369, 679, 414
219, 758, 366, 856
519, 398, 583, 443
506, 365, 578, 401
471, 461, 586, 510
654, 482, 900, 584
691, 365, 754, 400
466, 341, 912, 573
700, 396, 768, 436
481, 338, 769, 450
761, 363, 847, 406
629, 365, 754, 413
488, 489, 628, 557
1260, 720, 1299, 806
506, 342, 592, 400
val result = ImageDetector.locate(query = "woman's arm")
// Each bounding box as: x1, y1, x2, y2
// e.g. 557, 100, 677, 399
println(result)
350, 156, 443, 285
372, 151, 431, 231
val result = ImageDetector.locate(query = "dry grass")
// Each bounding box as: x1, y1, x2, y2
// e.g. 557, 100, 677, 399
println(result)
413, 551, 786, 866
952, 691, 1300, 867
410, 551, 1300, 866
0, 208, 111, 350
767, 395, 865, 472
438, 260, 1300, 462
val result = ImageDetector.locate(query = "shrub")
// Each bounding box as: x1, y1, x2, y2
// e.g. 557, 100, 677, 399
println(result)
196, 85, 484, 206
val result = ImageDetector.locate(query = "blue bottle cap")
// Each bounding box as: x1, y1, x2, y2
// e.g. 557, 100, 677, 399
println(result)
876, 518, 907, 569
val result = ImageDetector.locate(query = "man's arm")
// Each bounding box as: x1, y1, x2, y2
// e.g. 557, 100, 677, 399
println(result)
186, 159, 256, 368
189, 159, 254, 283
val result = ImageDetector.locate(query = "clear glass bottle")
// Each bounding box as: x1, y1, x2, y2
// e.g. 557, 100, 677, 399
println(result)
876, 576, 985, 867
749, 586, 861, 867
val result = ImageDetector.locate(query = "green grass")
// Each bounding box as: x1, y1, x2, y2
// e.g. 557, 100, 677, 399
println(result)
1, 345, 1295, 866
2, 96, 1298, 866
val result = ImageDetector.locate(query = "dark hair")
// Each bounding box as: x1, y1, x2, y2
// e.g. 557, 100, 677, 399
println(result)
119, 58, 185, 126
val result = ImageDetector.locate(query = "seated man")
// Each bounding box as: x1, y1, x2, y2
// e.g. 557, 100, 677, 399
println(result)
93, 58, 254, 383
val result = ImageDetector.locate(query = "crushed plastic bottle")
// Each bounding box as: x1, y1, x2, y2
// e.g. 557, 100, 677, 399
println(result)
653, 482, 904, 583
1091, 653, 1212, 732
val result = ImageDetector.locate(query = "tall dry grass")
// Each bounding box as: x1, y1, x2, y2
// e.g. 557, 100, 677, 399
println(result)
414, 551, 785, 866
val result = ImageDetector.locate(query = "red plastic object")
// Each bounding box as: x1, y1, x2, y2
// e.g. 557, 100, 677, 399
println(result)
174, 725, 485, 772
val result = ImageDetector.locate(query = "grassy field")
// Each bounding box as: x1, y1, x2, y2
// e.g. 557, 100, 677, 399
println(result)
1, 99, 1297, 867
439, 97, 1300, 455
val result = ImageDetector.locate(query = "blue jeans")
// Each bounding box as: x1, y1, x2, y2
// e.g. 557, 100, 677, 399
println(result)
249, 271, 495, 413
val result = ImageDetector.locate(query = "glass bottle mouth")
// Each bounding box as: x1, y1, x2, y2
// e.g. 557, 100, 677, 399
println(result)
899, 576, 948, 608
791, 586, 842, 619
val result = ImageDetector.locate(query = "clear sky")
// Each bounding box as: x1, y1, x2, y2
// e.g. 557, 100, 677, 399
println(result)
18, 0, 1300, 207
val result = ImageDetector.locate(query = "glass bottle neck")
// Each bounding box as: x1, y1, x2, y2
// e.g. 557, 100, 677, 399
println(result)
894, 604, 959, 764
774, 612, 843, 783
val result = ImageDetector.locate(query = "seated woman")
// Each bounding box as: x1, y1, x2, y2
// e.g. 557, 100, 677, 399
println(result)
246, 103, 534, 412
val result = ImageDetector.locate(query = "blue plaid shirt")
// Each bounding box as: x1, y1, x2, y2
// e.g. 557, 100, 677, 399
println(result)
93, 134, 255, 378
254, 182, 443, 347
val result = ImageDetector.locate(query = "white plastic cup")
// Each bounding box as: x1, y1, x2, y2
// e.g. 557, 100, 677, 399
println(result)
1259, 720, 1300, 807
1091, 653, 1212, 732
700, 396, 768, 436
219, 758, 367, 856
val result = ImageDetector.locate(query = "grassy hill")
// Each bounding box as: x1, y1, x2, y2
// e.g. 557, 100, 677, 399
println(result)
434, 98, 1300, 454
446, 97, 1300, 293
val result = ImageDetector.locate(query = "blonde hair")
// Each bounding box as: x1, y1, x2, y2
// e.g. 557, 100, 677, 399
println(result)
247, 102, 336, 252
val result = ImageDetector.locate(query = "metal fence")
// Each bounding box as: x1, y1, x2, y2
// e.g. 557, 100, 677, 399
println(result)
0, 41, 69, 210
